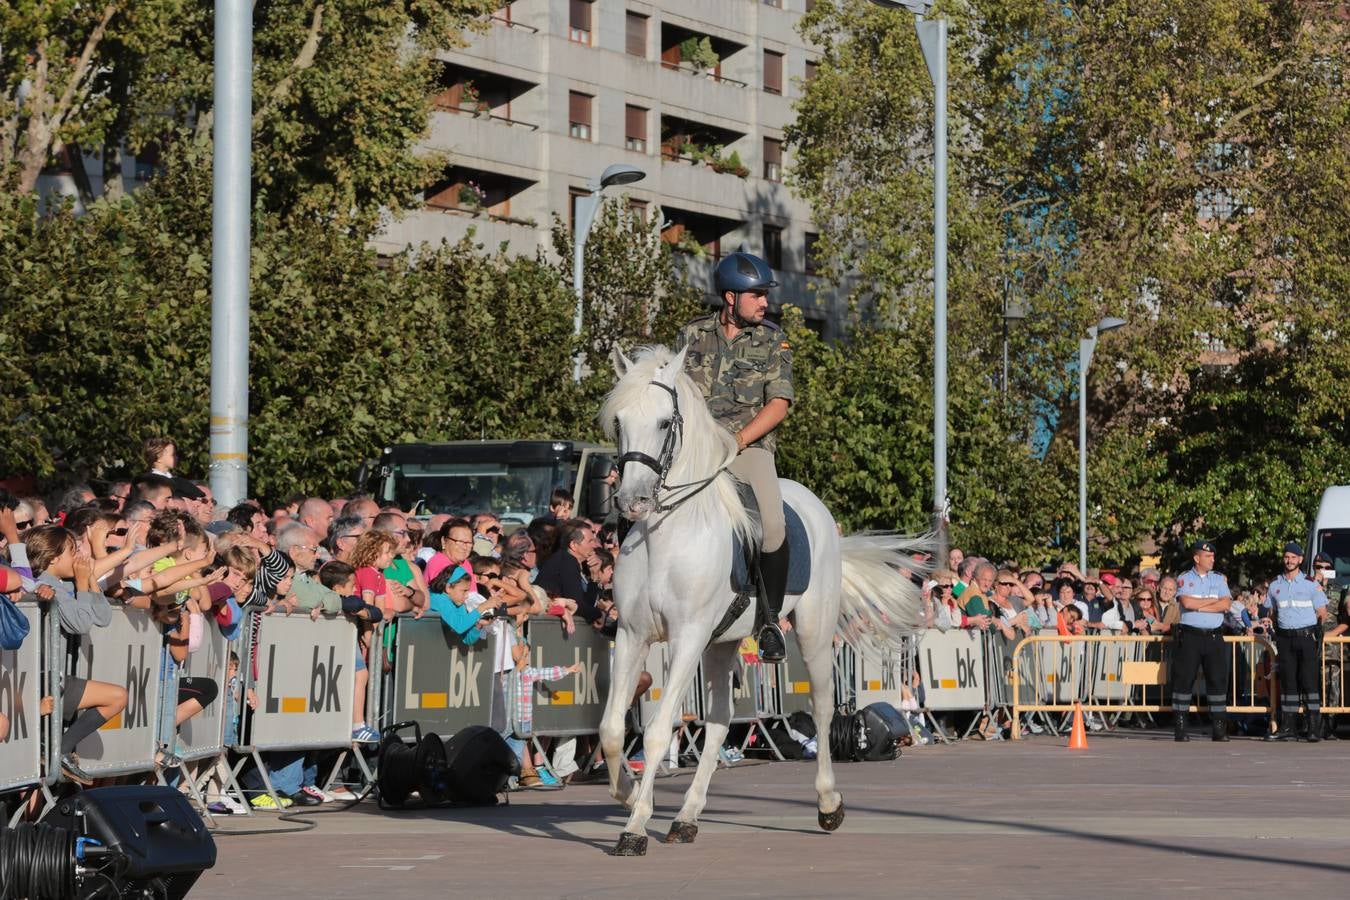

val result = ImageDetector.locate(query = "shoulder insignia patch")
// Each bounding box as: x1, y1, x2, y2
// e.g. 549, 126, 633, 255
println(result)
780, 341, 791, 350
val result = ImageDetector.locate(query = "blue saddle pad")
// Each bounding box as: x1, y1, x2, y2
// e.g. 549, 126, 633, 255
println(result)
731, 503, 812, 595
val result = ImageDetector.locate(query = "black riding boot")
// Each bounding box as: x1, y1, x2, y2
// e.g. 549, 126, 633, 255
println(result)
757, 544, 790, 663
1174, 711, 1190, 742
1324, 714, 1338, 741
1306, 711, 1322, 743
1211, 714, 1230, 742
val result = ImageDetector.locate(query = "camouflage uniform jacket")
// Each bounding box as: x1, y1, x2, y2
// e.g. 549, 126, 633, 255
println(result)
677, 314, 794, 455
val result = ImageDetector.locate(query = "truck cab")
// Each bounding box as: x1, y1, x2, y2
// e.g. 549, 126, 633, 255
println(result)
363, 441, 617, 527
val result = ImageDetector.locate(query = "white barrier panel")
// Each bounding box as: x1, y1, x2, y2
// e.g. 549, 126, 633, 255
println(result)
1037, 632, 1087, 705
394, 614, 497, 738
528, 617, 612, 737
0, 603, 42, 792
177, 619, 230, 762
774, 634, 814, 718
68, 606, 165, 776
855, 649, 904, 708
918, 629, 987, 711
1089, 640, 1133, 702
249, 613, 358, 751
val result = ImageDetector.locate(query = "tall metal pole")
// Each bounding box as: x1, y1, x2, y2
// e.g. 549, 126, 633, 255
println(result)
916, 18, 948, 557
210, 0, 253, 507
572, 193, 600, 383
1078, 330, 1096, 572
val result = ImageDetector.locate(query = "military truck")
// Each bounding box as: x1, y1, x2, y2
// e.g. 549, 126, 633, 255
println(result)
359, 440, 618, 527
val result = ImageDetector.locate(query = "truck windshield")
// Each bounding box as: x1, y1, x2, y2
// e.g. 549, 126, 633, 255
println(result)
1317, 529, 1350, 583
389, 461, 562, 525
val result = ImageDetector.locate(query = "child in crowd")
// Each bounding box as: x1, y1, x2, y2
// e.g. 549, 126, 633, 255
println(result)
426, 565, 490, 642
318, 560, 382, 743
24, 525, 128, 784
350, 531, 402, 622
510, 638, 579, 788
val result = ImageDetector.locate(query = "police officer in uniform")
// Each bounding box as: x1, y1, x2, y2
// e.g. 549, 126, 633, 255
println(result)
1172, 539, 1234, 742
1314, 551, 1345, 739
677, 251, 794, 662
1261, 542, 1328, 741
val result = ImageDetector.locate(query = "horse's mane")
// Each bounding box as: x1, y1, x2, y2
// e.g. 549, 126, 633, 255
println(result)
601, 345, 759, 546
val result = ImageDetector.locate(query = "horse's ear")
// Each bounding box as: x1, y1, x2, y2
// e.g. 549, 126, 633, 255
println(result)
667, 344, 688, 376
612, 345, 633, 377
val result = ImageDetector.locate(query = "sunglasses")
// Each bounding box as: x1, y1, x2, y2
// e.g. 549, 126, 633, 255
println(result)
1315, 564, 1333, 570
15, 519, 33, 531
998, 581, 1017, 587
485, 526, 501, 535
110, 527, 129, 537
934, 584, 952, 591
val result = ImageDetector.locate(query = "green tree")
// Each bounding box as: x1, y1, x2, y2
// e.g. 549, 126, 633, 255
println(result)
786, 0, 1348, 567
551, 197, 707, 407
2, 0, 498, 222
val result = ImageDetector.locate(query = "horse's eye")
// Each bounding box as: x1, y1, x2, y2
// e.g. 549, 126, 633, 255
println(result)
658, 419, 671, 431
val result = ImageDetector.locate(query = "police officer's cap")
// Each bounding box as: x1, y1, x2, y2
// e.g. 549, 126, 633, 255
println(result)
714, 251, 778, 297
1314, 551, 1333, 566
1283, 541, 1304, 556
1192, 539, 1216, 554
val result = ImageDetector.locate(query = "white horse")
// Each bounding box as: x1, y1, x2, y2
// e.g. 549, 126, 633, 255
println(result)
598, 345, 934, 856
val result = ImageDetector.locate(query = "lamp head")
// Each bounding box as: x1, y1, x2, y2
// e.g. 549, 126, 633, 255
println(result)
869, 0, 935, 14
599, 164, 646, 189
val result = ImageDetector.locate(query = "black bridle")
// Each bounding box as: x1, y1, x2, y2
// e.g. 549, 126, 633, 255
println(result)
616, 380, 726, 514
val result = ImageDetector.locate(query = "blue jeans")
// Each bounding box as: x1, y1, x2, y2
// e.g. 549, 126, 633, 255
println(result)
243, 751, 316, 796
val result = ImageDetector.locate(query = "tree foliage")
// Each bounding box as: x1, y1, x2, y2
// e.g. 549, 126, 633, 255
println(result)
1, 0, 499, 222
785, 0, 1350, 571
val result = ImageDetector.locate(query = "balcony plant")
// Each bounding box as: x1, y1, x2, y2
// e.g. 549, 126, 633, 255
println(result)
457, 181, 487, 212
709, 149, 749, 178
678, 36, 718, 74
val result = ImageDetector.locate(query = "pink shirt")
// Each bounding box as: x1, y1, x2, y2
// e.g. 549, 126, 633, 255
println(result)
425, 553, 476, 593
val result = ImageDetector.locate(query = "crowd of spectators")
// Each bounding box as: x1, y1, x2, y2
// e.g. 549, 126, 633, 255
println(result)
0, 437, 624, 813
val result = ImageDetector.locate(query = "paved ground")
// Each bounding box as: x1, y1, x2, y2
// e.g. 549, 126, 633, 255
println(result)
197, 731, 1350, 899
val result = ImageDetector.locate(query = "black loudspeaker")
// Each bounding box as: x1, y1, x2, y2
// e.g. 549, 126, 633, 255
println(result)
442, 725, 521, 805
858, 702, 909, 762
47, 785, 216, 899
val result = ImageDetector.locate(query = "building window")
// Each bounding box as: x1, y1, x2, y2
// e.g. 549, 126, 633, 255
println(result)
804, 232, 820, 274
763, 225, 783, 270
763, 137, 783, 182
805, 60, 819, 83
626, 12, 647, 57
763, 49, 784, 95
763, 0, 782, 7
629, 198, 648, 222
569, 91, 592, 140
625, 105, 648, 153
569, 0, 592, 45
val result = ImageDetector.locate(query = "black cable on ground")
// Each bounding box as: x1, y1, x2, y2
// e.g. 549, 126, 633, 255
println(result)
0, 822, 76, 899
829, 705, 861, 762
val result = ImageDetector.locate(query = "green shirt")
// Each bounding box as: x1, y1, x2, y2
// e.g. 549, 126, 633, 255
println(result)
962, 591, 991, 617
291, 572, 342, 614
383, 556, 414, 587
677, 314, 794, 455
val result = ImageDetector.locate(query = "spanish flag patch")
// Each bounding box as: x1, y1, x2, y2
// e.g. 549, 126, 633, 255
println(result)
780, 341, 791, 350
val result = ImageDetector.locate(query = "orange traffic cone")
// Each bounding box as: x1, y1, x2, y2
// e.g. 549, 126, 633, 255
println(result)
1067, 702, 1089, 750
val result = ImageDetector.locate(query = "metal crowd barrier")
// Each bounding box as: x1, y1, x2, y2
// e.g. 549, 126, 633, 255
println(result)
1321, 636, 1348, 715
0, 602, 43, 797
1009, 633, 1280, 738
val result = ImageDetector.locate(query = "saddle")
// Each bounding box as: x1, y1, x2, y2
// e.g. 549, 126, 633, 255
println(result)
710, 481, 812, 643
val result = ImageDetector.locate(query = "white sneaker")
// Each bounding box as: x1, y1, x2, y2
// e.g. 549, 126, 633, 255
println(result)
324, 787, 355, 802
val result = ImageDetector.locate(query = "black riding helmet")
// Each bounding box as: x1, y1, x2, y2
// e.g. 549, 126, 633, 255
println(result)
714, 251, 778, 298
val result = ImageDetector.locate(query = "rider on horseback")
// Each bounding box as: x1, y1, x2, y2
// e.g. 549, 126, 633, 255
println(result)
676, 250, 794, 663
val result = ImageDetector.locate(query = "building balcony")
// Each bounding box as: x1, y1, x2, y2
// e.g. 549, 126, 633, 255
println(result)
423, 109, 544, 176
655, 65, 752, 123
374, 206, 546, 257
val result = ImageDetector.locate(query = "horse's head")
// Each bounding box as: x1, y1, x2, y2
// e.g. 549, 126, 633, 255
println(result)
604, 345, 688, 522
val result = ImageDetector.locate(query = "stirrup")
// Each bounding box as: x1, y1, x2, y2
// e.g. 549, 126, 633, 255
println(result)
758, 623, 786, 662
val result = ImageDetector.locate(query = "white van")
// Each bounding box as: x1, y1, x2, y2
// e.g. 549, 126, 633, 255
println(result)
1307, 486, 1350, 582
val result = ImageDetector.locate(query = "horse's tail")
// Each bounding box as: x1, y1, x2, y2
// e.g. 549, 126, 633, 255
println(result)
836, 532, 939, 660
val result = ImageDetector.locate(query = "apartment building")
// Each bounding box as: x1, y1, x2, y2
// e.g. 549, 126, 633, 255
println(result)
372, 0, 840, 336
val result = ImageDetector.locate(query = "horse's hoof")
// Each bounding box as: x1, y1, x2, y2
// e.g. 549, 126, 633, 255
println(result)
818, 800, 845, 832
614, 832, 649, 856
664, 821, 698, 844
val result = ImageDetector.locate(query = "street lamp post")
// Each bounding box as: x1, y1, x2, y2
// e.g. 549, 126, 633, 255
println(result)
873, 1, 946, 553
572, 163, 647, 382
1078, 316, 1127, 571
